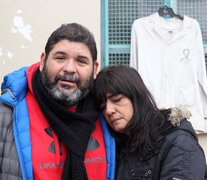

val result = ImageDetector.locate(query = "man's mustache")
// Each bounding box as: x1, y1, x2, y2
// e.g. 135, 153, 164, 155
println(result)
54, 74, 80, 84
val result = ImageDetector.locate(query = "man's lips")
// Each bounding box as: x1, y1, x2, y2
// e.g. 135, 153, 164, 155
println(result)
59, 79, 77, 86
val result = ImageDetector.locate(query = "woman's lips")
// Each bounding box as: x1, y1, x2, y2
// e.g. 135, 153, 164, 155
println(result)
111, 118, 121, 124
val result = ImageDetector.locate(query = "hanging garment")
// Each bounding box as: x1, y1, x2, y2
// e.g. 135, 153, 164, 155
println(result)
130, 13, 207, 131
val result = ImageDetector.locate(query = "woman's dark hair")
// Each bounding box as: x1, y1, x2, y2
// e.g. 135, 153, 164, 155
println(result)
44, 23, 97, 62
95, 65, 173, 161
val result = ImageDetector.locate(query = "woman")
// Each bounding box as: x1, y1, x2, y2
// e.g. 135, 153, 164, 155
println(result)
95, 65, 206, 180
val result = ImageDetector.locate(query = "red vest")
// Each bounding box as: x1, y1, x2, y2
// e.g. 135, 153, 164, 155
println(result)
26, 63, 107, 180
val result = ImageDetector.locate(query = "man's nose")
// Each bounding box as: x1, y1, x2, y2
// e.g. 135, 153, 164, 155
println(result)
62, 59, 77, 74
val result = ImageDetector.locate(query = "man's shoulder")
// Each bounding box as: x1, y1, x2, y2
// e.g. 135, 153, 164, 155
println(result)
0, 100, 13, 113
1, 66, 29, 102
0, 101, 13, 129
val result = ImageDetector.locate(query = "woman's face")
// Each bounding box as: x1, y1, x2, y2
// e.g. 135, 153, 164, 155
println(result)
101, 93, 133, 135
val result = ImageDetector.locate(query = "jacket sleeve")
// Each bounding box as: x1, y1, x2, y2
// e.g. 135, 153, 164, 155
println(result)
159, 132, 206, 180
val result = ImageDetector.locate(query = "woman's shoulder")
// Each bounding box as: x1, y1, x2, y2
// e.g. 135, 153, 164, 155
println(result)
164, 119, 200, 151
165, 106, 200, 150
158, 119, 206, 180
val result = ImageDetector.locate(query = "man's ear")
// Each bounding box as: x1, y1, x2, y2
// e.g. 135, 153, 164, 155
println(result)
39, 52, 46, 72
93, 61, 99, 79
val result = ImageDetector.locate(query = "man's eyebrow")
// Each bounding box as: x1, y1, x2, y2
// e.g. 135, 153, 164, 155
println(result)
53, 51, 67, 56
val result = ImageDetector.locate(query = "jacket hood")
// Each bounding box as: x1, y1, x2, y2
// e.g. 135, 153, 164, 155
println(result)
169, 106, 192, 126
169, 106, 197, 140
26, 62, 40, 95
0, 62, 39, 105
1, 66, 29, 104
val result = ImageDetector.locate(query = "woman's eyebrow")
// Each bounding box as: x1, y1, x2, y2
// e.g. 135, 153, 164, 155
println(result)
107, 93, 117, 99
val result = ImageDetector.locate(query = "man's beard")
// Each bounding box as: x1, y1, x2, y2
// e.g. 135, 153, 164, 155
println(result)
40, 66, 93, 106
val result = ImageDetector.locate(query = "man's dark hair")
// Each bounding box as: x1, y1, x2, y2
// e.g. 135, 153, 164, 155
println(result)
44, 23, 97, 62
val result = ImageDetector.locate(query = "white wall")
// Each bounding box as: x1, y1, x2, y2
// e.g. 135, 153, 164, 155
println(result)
199, 133, 207, 161
198, 121, 207, 161
0, 0, 101, 80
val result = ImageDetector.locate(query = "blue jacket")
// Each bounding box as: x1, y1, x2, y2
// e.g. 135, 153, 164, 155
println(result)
0, 66, 116, 180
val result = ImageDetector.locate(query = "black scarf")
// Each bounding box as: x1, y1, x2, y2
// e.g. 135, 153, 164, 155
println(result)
32, 68, 98, 180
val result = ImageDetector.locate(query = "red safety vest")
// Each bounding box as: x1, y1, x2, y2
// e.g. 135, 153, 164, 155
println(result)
26, 63, 107, 180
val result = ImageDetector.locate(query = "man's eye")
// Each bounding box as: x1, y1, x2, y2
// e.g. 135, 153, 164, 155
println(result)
56, 56, 64, 60
77, 59, 87, 64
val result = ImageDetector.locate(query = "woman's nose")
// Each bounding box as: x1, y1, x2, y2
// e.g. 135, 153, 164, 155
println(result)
105, 101, 115, 115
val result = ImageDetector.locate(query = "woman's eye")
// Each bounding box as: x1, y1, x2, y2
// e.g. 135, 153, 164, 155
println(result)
113, 97, 122, 103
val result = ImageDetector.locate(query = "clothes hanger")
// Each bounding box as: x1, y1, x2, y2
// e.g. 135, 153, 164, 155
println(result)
158, 5, 183, 20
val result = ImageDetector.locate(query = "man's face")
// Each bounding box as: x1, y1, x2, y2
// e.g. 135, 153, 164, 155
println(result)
40, 39, 99, 106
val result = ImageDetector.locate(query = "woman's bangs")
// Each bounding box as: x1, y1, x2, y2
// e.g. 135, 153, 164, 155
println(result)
96, 77, 120, 104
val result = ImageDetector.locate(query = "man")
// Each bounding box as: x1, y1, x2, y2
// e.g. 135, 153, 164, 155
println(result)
0, 23, 115, 180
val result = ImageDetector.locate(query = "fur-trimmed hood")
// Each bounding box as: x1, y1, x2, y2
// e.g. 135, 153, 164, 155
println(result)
168, 106, 198, 140
169, 106, 192, 126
